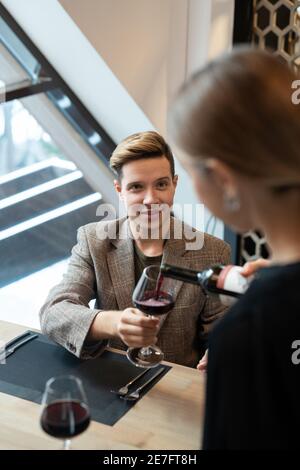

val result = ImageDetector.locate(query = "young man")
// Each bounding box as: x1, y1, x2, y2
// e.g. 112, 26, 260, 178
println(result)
40, 131, 230, 367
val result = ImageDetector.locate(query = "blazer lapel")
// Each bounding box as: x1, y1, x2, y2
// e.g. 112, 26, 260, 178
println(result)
159, 218, 189, 330
162, 242, 187, 303
107, 218, 135, 311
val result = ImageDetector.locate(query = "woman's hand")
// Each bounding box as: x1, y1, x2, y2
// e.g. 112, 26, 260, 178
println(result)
241, 258, 270, 277
197, 259, 270, 372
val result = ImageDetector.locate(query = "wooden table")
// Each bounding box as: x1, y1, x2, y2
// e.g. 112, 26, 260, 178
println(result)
0, 320, 204, 450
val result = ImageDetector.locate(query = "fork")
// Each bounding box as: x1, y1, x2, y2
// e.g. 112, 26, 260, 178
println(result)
111, 368, 150, 396
121, 366, 165, 401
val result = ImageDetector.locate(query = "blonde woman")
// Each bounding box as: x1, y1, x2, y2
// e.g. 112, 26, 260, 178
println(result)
169, 48, 300, 449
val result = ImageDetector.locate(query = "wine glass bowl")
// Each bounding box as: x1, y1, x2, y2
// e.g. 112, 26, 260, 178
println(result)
40, 375, 90, 450
127, 265, 176, 368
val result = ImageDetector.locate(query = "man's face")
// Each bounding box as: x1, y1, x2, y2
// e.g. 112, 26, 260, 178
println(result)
114, 156, 178, 234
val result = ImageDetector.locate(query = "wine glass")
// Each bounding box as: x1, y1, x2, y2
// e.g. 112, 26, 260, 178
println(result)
40, 375, 90, 450
127, 265, 177, 368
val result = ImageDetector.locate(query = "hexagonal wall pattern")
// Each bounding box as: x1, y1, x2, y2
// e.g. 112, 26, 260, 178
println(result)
241, 232, 270, 264
239, 0, 299, 264
253, 0, 300, 69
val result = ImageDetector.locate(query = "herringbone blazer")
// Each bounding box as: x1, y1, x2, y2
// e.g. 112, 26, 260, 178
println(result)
40, 217, 230, 367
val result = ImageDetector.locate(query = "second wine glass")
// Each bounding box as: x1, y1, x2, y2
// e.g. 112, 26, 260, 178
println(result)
40, 375, 90, 450
127, 265, 177, 368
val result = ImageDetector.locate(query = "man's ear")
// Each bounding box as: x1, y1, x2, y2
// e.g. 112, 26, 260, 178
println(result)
173, 174, 178, 188
114, 179, 122, 195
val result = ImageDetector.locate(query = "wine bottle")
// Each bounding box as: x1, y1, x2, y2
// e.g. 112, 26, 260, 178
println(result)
160, 263, 252, 306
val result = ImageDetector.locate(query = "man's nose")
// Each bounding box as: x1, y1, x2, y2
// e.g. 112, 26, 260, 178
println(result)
143, 189, 159, 206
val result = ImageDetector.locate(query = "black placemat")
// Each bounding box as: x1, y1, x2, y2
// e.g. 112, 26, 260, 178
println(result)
0, 333, 170, 425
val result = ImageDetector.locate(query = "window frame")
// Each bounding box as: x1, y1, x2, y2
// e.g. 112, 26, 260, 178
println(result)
0, 3, 116, 167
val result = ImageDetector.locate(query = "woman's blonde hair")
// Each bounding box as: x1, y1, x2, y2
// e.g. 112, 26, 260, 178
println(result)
110, 131, 175, 178
169, 47, 300, 191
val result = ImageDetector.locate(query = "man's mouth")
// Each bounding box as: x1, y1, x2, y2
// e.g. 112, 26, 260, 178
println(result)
140, 210, 161, 217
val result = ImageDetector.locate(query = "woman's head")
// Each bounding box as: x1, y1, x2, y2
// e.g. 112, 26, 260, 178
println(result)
169, 47, 300, 232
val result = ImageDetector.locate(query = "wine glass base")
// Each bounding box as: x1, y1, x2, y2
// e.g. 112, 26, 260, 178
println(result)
127, 346, 164, 368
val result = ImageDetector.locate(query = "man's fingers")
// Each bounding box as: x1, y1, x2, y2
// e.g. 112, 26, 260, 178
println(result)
197, 362, 207, 372
197, 358, 207, 371
123, 335, 158, 348
122, 311, 160, 328
197, 349, 208, 371
119, 324, 158, 338
118, 308, 160, 346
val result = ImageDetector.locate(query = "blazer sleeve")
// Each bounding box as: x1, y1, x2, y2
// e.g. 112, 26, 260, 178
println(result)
39, 226, 107, 359
198, 242, 232, 344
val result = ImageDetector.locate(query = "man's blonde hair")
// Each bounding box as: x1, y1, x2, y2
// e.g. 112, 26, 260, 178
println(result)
110, 131, 175, 178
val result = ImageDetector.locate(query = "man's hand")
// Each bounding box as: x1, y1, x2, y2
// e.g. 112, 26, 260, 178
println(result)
197, 349, 208, 372
241, 258, 270, 277
116, 308, 160, 347
87, 308, 159, 346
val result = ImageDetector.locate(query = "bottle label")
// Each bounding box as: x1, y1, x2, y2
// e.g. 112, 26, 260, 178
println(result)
217, 265, 251, 294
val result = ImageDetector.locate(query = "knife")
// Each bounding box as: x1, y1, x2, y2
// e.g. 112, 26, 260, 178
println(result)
3, 334, 39, 360
4, 331, 32, 350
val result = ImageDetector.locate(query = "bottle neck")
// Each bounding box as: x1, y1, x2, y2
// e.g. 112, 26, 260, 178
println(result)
160, 263, 247, 301
160, 264, 199, 285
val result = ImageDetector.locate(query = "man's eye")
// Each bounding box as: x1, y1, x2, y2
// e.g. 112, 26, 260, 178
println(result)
157, 181, 168, 188
130, 185, 142, 191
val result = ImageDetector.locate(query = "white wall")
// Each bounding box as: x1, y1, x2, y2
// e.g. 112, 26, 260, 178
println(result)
60, 0, 174, 136
59, 0, 234, 134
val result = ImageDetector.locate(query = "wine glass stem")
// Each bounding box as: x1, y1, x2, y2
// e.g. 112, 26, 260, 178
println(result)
62, 439, 71, 450
141, 315, 156, 356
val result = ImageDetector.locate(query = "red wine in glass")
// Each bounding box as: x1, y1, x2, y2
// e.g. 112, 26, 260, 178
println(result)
41, 400, 90, 439
40, 375, 90, 449
134, 291, 175, 316
127, 266, 177, 368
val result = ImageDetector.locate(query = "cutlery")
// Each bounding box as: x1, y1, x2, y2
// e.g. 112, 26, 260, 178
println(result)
121, 366, 165, 401
3, 334, 39, 360
4, 331, 32, 350
111, 368, 150, 396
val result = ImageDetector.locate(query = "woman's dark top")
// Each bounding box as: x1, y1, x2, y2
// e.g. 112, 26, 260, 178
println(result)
203, 262, 300, 450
